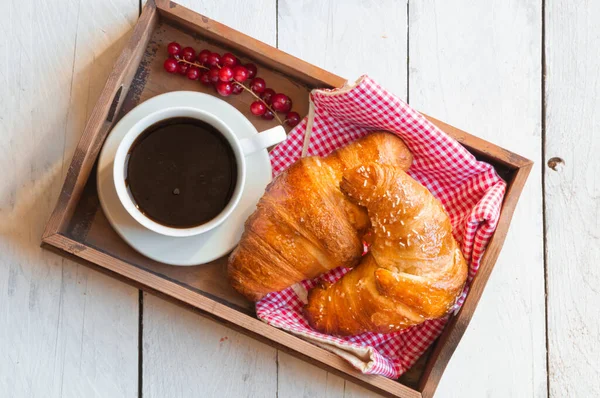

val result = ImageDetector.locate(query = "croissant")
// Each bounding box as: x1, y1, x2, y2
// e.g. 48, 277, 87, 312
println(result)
304, 163, 468, 336
228, 132, 413, 301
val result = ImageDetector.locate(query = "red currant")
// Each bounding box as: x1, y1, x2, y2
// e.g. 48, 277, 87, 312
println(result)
250, 101, 267, 116
216, 81, 233, 96
262, 110, 275, 120
250, 78, 266, 94
285, 111, 301, 127
218, 66, 234, 82
199, 71, 212, 85
208, 67, 220, 84
261, 88, 275, 104
163, 58, 178, 73
244, 63, 257, 79
231, 83, 244, 95
167, 42, 181, 56
207, 52, 221, 67
177, 62, 189, 75
271, 93, 292, 113
181, 47, 195, 62
198, 49, 211, 65
233, 66, 249, 83
221, 53, 238, 67
186, 66, 200, 80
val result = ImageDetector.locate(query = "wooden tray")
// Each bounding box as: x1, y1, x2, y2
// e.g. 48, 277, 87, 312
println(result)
41, 1, 533, 397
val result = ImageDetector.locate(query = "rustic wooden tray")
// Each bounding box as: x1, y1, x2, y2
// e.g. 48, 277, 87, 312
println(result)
41, 1, 532, 397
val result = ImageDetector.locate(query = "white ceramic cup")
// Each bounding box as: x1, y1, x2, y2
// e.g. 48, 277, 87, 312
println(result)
113, 106, 286, 237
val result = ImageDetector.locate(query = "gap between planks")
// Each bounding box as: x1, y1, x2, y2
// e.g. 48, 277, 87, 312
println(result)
540, 0, 550, 397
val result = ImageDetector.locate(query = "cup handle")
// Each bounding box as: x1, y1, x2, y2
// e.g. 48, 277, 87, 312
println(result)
239, 125, 287, 156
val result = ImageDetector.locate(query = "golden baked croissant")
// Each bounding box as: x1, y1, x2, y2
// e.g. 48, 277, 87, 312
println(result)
304, 163, 468, 336
228, 132, 413, 301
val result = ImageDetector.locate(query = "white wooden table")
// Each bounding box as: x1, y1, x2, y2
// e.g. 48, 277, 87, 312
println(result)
2, 0, 597, 396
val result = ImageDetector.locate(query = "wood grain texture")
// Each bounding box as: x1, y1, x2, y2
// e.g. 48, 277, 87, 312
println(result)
45, 232, 421, 398
278, 351, 375, 398
154, 0, 343, 89
276, 2, 408, 396
43, 0, 159, 239
277, 351, 345, 398
409, 1, 546, 397
545, 1, 600, 396
116, 21, 311, 135
143, 294, 277, 397
141, 2, 399, 396
29, 3, 540, 395
141, 2, 282, 398
0, 0, 139, 397
278, 0, 408, 99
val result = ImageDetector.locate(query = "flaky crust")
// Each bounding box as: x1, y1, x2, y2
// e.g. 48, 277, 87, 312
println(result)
227, 132, 413, 301
304, 164, 468, 336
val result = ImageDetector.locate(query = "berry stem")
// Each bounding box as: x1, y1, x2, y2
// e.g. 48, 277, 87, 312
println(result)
231, 82, 283, 124
175, 58, 284, 125
178, 58, 209, 71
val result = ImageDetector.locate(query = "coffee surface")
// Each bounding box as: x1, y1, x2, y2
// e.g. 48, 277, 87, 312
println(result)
126, 117, 237, 228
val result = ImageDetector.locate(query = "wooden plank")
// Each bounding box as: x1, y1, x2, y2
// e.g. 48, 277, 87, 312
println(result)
545, 1, 600, 396
409, 1, 546, 397
277, 351, 377, 398
141, 1, 281, 397
42, 234, 415, 398
42, 0, 158, 239
45, 235, 422, 395
35, 1, 535, 397
278, 0, 408, 98
154, 0, 345, 88
418, 162, 533, 396
115, 21, 312, 134
277, 2, 408, 396
143, 294, 277, 397
277, 352, 345, 398
0, 0, 140, 396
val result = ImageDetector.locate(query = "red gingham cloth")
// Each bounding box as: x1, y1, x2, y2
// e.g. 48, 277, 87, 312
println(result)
257, 76, 506, 378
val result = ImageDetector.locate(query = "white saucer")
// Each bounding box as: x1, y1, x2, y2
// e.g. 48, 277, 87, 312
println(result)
97, 91, 273, 266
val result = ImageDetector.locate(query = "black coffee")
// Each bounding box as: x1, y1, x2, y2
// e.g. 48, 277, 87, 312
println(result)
126, 117, 237, 228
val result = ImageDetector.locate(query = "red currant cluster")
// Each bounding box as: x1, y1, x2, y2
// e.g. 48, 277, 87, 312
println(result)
163, 42, 301, 127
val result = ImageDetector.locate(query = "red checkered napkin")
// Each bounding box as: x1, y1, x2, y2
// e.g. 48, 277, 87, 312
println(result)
258, 76, 506, 378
